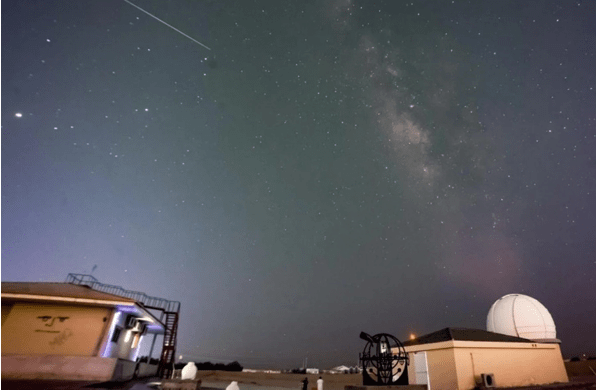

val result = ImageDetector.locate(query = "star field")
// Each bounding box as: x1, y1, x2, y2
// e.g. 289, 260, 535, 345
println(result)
2, 0, 595, 368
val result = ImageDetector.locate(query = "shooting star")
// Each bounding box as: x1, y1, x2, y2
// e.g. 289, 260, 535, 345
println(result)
124, 0, 211, 51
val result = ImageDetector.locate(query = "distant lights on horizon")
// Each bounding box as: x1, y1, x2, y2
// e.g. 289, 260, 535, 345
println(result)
15, 113, 22, 118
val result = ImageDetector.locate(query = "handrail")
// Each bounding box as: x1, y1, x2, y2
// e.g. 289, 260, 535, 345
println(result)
65, 273, 180, 313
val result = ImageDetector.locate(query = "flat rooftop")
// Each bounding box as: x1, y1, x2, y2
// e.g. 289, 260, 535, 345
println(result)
1, 282, 138, 305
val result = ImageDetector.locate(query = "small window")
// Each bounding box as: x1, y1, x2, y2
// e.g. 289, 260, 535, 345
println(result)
112, 326, 122, 343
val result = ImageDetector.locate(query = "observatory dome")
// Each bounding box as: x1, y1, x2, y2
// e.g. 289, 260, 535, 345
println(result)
487, 294, 556, 340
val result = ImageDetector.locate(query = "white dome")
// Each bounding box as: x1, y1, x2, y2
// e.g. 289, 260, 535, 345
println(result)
487, 294, 556, 340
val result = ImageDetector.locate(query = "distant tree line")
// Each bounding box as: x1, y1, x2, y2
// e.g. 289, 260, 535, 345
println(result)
285, 367, 360, 374
173, 361, 243, 371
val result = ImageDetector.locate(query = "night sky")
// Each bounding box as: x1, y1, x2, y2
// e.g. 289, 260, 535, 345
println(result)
2, 0, 595, 368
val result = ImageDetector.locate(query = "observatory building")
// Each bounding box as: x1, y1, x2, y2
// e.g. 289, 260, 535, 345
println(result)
396, 294, 568, 390
1, 274, 180, 382
487, 293, 557, 341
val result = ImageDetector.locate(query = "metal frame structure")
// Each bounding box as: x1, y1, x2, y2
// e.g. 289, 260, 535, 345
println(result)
65, 273, 180, 378
359, 332, 409, 386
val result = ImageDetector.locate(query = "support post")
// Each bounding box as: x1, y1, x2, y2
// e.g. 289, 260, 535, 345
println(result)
148, 333, 158, 360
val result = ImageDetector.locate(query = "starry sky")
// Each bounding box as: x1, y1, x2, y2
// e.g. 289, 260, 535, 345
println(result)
2, 0, 595, 368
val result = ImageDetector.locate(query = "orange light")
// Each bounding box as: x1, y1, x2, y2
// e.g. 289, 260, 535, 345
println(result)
409, 333, 416, 340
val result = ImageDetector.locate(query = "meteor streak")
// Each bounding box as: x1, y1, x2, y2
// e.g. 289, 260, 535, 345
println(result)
124, 0, 211, 51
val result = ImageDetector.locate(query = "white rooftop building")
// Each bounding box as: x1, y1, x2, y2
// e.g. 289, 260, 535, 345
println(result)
395, 294, 568, 390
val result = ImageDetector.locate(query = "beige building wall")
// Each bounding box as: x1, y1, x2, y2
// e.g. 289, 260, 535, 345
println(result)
2, 354, 155, 382
2, 302, 14, 325
405, 340, 568, 390
452, 341, 568, 389
405, 341, 458, 389
2, 302, 111, 357
1, 355, 118, 381
426, 347, 458, 389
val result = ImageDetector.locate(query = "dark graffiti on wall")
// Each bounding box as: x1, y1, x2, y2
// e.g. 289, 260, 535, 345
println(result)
49, 328, 74, 347
35, 315, 73, 347
35, 315, 70, 333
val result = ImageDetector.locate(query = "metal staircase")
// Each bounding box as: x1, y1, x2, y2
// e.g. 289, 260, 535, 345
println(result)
65, 273, 180, 378
160, 311, 179, 378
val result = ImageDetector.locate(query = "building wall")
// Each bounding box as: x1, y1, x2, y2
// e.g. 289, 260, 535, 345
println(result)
452, 341, 568, 389
405, 341, 458, 389
1, 302, 111, 357
1, 355, 118, 381
1, 355, 157, 381
2, 302, 14, 325
405, 341, 568, 390
1, 299, 163, 381
100, 311, 151, 361
425, 348, 458, 390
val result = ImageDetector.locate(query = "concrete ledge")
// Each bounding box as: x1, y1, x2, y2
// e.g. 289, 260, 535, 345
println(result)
160, 379, 202, 390
1, 355, 117, 381
346, 386, 428, 390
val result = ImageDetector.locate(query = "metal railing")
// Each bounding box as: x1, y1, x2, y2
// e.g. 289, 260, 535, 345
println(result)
65, 273, 180, 313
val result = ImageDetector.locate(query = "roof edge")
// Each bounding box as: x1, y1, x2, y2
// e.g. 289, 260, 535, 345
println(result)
1, 292, 136, 307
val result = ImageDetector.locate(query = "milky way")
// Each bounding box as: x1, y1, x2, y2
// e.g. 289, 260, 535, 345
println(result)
2, 0, 594, 368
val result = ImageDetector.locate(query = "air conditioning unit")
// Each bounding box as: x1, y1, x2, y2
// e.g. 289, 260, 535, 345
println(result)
481, 373, 495, 388
131, 319, 149, 334
125, 314, 139, 329
131, 321, 142, 332
134, 322, 148, 335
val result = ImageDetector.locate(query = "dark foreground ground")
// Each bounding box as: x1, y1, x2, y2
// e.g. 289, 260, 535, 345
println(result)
1, 377, 163, 390
1, 379, 142, 390
2, 371, 595, 390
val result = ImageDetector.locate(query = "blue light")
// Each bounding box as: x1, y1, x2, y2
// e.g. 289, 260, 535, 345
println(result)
101, 311, 122, 358
116, 305, 138, 313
